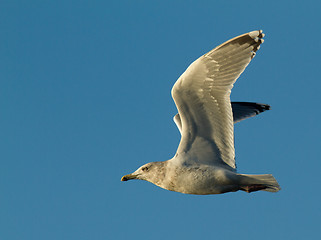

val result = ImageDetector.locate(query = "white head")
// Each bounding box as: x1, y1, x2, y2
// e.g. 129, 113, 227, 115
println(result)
121, 161, 166, 185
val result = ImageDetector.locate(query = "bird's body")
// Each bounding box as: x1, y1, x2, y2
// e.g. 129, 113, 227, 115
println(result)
146, 161, 239, 195
121, 30, 280, 195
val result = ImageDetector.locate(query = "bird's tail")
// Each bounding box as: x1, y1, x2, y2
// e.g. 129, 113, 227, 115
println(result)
238, 174, 281, 193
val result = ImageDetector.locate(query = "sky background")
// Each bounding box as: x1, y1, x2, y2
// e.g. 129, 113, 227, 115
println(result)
1, 1, 321, 239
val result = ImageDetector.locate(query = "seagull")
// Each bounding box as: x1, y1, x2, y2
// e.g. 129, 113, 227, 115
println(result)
121, 30, 280, 195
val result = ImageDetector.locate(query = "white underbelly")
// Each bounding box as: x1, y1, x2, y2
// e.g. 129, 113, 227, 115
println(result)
160, 165, 239, 195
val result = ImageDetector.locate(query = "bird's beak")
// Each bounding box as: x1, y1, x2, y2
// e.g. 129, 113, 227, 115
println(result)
121, 173, 137, 181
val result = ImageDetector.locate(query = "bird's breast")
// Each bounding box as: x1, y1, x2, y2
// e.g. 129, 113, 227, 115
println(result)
158, 164, 236, 195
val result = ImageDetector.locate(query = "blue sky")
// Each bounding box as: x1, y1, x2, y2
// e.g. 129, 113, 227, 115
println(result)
1, 1, 321, 239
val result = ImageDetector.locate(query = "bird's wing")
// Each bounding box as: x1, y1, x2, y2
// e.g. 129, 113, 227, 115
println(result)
171, 30, 264, 169
231, 102, 270, 123
173, 102, 270, 133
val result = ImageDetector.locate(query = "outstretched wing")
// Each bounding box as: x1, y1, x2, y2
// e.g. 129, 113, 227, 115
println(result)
171, 30, 264, 169
173, 102, 270, 134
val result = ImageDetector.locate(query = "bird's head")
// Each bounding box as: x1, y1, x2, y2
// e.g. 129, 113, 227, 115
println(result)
121, 162, 166, 183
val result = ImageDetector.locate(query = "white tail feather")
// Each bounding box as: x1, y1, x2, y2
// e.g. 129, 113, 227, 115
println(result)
238, 174, 281, 193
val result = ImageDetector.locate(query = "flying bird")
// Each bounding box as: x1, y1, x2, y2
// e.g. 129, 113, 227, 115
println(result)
121, 30, 280, 194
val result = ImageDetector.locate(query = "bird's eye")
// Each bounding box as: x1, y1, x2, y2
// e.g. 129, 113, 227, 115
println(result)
142, 167, 149, 172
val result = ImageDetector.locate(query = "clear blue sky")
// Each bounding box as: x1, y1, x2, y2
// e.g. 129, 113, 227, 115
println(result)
1, 1, 321, 239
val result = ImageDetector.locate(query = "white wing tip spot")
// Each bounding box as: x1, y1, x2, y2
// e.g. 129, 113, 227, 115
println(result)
249, 30, 265, 39
254, 37, 264, 44
250, 30, 265, 57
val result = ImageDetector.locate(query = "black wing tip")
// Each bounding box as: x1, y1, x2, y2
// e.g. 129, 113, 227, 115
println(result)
261, 103, 271, 111
248, 30, 265, 59
254, 103, 271, 112
232, 102, 271, 113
